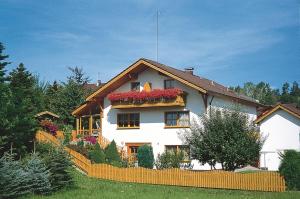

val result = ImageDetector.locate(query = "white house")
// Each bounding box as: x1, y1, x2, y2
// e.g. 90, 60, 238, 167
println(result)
255, 103, 300, 171
72, 58, 262, 169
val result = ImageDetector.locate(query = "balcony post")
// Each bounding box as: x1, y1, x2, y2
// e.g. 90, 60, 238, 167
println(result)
76, 118, 79, 134
89, 115, 93, 135
79, 117, 82, 135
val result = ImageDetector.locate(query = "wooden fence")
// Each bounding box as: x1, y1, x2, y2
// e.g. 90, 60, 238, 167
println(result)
36, 131, 286, 192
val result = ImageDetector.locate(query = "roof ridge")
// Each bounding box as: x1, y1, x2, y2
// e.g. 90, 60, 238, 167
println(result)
142, 58, 258, 104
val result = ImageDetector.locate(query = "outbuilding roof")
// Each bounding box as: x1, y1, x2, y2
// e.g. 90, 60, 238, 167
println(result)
255, 103, 300, 123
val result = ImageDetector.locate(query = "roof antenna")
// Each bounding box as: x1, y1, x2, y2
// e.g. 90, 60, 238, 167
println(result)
156, 9, 159, 62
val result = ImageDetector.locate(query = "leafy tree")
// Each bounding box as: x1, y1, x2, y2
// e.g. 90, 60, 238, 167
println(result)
104, 140, 121, 165
182, 108, 264, 171
279, 150, 300, 190
7, 63, 39, 156
137, 145, 154, 168
89, 143, 105, 163
232, 81, 300, 107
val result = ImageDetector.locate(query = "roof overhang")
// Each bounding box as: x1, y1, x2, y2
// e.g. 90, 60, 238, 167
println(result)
35, 111, 60, 118
72, 59, 207, 116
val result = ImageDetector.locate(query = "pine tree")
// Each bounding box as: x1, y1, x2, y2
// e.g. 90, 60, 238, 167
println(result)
0, 42, 11, 155
137, 145, 154, 168
105, 140, 121, 165
0, 153, 31, 198
89, 143, 106, 163
43, 146, 73, 191
0, 42, 10, 83
25, 153, 52, 195
7, 63, 38, 156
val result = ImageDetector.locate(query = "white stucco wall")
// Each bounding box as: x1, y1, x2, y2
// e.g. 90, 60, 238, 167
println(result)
259, 110, 300, 170
101, 68, 258, 170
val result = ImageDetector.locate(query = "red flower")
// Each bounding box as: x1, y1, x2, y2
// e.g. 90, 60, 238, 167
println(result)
107, 88, 183, 102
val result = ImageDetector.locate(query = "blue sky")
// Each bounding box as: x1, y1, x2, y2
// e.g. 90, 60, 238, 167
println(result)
0, 0, 299, 89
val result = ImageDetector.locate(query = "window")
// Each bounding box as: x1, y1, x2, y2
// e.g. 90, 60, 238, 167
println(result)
131, 82, 140, 91
165, 145, 190, 161
164, 79, 174, 89
117, 113, 140, 128
165, 111, 190, 127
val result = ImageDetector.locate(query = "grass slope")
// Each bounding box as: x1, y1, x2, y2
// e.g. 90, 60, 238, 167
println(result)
24, 170, 299, 199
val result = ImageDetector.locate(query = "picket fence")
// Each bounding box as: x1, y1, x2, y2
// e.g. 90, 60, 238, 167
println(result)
36, 131, 286, 192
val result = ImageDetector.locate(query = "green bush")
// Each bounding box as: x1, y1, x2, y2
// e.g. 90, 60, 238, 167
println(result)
89, 143, 105, 163
67, 144, 89, 158
77, 139, 84, 148
137, 145, 154, 168
279, 150, 300, 190
62, 125, 73, 145
155, 151, 184, 169
104, 140, 121, 164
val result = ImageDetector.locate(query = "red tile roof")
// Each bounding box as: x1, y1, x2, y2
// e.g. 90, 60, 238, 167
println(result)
255, 103, 300, 123
142, 58, 261, 106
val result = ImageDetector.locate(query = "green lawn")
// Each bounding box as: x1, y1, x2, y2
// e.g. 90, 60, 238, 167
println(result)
24, 170, 299, 199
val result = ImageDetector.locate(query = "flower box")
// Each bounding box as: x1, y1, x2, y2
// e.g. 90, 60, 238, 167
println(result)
107, 88, 186, 109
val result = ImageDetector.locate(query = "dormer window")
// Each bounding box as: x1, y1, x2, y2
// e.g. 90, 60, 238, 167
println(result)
164, 79, 174, 89
131, 82, 140, 91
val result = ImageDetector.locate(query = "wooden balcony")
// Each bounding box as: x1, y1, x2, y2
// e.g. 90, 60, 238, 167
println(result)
111, 95, 186, 109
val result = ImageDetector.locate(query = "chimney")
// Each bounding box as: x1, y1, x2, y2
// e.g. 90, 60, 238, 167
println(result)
96, 79, 101, 86
184, 67, 194, 75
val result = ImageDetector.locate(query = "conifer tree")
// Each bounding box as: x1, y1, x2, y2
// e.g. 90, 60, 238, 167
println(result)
0, 153, 31, 198
7, 63, 38, 156
89, 143, 106, 163
105, 140, 121, 164
0, 42, 11, 155
25, 154, 52, 195
43, 146, 73, 191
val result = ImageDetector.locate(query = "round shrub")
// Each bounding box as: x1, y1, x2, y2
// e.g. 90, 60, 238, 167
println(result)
279, 150, 300, 190
137, 145, 154, 169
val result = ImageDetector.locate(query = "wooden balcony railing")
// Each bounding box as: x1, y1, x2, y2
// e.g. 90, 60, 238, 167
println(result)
111, 95, 186, 109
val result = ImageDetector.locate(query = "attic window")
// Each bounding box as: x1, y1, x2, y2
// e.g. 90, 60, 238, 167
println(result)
131, 82, 140, 91
164, 79, 174, 89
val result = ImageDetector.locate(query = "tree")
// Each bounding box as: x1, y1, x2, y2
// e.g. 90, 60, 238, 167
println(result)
41, 145, 73, 191
137, 145, 154, 168
25, 154, 52, 195
50, 67, 90, 125
104, 140, 121, 165
0, 42, 11, 154
0, 153, 31, 198
182, 108, 264, 171
279, 150, 300, 190
0, 42, 10, 83
67, 66, 90, 86
7, 63, 39, 156
89, 143, 105, 163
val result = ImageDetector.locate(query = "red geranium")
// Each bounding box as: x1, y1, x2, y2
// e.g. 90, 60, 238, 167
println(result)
107, 88, 183, 102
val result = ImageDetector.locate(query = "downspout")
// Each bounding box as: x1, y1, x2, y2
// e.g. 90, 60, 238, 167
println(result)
209, 95, 214, 116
